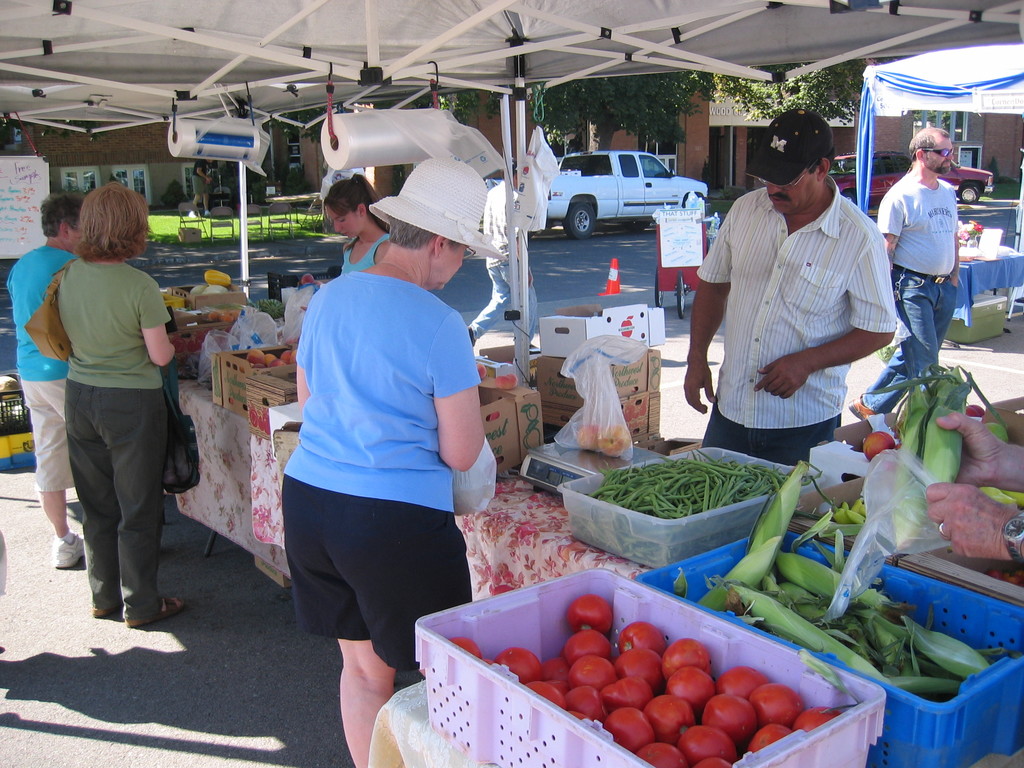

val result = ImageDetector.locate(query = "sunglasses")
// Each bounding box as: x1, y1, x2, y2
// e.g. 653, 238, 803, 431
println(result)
921, 148, 953, 157
748, 167, 811, 191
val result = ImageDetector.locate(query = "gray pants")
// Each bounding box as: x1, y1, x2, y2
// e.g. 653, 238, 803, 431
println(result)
65, 380, 167, 621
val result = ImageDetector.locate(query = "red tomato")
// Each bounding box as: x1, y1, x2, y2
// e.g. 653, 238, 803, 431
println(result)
603, 707, 656, 753
494, 647, 543, 684
449, 636, 482, 658
526, 680, 567, 709
545, 679, 570, 696
635, 741, 688, 768
965, 404, 985, 418
664, 665, 716, 718
748, 723, 793, 752
541, 655, 570, 682
749, 683, 804, 728
566, 593, 614, 633
662, 637, 712, 678
677, 725, 737, 764
714, 665, 769, 699
690, 758, 733, 768
615, 648, 666, 694
792, 705, 842, 732
564, 684, 605, 721
568, 654, 618, 691
564, 629, 613, 665
701, 693, 758, 747
618, 621, 668, 655
601, 676, 654, 712
643, 694, 696, 744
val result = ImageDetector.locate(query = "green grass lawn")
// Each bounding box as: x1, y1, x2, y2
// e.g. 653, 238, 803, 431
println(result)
148, 210, 331, 245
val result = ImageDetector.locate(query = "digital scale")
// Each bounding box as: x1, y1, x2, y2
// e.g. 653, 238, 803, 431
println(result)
519, 442, 663, 494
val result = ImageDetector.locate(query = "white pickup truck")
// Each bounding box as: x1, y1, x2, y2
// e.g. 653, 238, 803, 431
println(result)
546, 150, 708, 239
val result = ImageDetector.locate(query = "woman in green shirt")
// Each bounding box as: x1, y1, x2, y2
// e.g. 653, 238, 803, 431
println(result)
60, 183, 182, 628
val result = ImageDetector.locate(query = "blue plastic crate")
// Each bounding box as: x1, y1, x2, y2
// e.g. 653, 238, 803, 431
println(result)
638, 534, 1024, 768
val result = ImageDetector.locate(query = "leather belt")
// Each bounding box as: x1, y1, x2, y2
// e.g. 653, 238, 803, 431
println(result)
893, 265, 951, 284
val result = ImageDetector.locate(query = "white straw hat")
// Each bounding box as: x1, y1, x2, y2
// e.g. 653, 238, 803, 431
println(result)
370, 158, 499, 257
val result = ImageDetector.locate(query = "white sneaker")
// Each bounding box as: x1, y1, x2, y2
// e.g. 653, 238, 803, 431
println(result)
187, 210, 197, 219
53, 533, 84, 569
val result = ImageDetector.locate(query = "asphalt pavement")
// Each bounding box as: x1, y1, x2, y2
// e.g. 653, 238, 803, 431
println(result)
3, 203, 1024, 768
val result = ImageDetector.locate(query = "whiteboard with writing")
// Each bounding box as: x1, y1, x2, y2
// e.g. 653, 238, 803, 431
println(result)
0, 156, 48, 258
655, 207, 704, 268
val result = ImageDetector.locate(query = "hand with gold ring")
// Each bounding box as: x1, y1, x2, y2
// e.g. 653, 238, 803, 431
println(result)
927, 482, 1019, 560
938, 521, 950, 540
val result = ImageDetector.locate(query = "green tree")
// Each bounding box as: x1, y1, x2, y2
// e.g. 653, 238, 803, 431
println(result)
537, 73, 712, 150
712, 60, 869, 122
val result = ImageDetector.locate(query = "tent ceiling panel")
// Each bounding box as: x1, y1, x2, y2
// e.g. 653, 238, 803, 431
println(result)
0, 0, 1019, 128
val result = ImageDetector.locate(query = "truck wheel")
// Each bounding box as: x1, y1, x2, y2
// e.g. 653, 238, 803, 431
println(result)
958, 184, 980, 204
565, 202, 596, 239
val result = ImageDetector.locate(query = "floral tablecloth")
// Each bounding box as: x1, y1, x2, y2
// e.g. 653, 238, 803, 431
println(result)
251, 433, 286, 549
456, 478, 646, 600
177, 381, 290, 576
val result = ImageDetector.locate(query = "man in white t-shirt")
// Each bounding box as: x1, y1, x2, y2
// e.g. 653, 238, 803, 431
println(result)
852, 127, 960, 418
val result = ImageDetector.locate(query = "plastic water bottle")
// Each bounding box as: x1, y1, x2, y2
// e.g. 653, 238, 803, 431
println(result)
709, 212, 720, 237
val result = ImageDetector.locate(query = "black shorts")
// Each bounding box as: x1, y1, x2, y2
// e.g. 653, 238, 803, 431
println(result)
282, 476, 472, 671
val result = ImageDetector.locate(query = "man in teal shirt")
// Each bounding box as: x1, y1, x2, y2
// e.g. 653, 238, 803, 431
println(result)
7, 192, 85, 568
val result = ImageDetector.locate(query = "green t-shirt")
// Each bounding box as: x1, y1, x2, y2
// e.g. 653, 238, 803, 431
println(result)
59, 260, 168, 389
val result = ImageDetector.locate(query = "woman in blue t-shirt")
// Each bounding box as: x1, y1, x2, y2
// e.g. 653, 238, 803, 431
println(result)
283, 159, 498, 768
323, 174, 390, 273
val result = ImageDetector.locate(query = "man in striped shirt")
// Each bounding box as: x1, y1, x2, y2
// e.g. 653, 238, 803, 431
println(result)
684, 109, 897, 464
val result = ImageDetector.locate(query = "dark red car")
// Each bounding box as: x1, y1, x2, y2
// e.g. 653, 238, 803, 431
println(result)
829, 151, 994, 206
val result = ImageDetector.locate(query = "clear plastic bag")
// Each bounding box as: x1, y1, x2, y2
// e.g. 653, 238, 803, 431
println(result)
825, 449, 947, 620
281, 284, 317, 345
197, 329, 233, 387
229, 307, 279, 348
553, 335, 648, 460
452, 440, 497, 516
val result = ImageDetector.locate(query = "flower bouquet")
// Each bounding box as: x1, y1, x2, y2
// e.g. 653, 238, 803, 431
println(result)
958, 219, 984, 247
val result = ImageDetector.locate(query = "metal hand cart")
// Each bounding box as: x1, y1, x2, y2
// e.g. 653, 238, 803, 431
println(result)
653, 208, 711, 319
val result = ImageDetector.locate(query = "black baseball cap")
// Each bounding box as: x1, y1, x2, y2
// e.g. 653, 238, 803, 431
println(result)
747, 109, 834, 186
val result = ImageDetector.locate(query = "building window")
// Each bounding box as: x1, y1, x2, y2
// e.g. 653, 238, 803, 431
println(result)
113, 165, 149, 203
642, 141, 678, 174
62, 167, 100, 193
287, 141, 302, 170
912, 111, 968, 143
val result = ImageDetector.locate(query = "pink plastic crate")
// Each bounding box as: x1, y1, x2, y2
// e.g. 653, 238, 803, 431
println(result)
415, 569, 885, 768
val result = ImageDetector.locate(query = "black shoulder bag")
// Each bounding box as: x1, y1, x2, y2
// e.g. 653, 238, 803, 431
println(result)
163, 359, 201, 493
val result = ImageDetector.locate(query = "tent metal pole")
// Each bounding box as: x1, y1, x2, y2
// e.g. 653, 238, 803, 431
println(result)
512, 79, 531, 383
238, 161, 250, 295
499, 94, 526, 385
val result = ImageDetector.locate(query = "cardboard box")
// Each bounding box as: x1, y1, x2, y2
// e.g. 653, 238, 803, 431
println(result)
479, 394, 520, 471
477, 344, 539, 383
636, 436, 702, 455
985, 396, 1024, 445
178, 227, 203, 243
246, 367, 299, 440
167, 284, 249, 310
542, 391, 660, 438
534, 349, 661, 409
946, 295, 1007, 344
539, 303, 657, 358
790, 477, 868, 549
478, 381, 544, 469
211, 346, 295, 415
254, 556, 291, 588
168, 321, 233, 379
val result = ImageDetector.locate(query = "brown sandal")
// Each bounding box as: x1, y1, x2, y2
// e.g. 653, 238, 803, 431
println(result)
92, 605, 121, 619
125, 597, 185, 628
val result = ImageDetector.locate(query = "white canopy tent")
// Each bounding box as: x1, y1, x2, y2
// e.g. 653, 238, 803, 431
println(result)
1, 0, 1022, 371
857, 43, 1024, 251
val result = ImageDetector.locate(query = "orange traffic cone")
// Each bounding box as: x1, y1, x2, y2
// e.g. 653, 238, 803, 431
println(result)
599, 258, 621, 296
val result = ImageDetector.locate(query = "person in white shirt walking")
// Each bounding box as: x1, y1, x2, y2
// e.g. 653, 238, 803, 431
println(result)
684, 109, 896, 464
851, 127, 960, 419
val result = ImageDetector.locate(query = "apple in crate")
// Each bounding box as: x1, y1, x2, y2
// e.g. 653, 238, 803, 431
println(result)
862, 430, 896, 461
246, 349, 268, 369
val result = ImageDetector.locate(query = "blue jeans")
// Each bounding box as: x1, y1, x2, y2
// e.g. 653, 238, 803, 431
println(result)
862, 269, 957, 414
702, 404, 840, 466
469, 261, 539, 339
